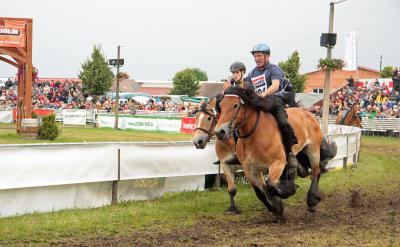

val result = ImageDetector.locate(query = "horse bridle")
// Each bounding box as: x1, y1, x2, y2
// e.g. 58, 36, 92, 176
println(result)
224, 95, 260, 139
195, 108, 217, 140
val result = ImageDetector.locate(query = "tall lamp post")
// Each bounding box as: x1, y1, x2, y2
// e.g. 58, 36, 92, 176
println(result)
108, 46, 124, 129
321, 0, 347, 134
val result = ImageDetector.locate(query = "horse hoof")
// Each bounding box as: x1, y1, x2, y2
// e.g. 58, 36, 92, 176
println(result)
273, 203, 285, 216
276, 180, 297, 199
308, 205, 317, 213
297, 166, 309, 178
268, 196, 284, 216
224, 207, 240, 215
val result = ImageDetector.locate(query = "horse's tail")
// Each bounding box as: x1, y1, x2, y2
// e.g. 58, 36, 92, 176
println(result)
320, 137, 337, 172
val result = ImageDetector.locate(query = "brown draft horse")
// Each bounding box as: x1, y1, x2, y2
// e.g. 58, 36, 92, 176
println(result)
192, 96, 242, 214
335, 103, 363, 128
215, 87, 337, 215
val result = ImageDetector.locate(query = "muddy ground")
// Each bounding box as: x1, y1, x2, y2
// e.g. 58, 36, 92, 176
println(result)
54, 187, 400, 247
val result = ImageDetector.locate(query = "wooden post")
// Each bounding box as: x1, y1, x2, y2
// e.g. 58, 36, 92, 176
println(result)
112, 148, 120, 204
343, 135, 349, 169
24, 20, 33, 119
0, 17, 33, 132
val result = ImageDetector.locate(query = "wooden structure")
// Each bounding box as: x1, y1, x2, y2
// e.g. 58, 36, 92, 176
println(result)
0, 17, 33, 132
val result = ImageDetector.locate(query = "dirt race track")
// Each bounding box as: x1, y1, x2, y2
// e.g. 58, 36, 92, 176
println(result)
63, 189, 400, 247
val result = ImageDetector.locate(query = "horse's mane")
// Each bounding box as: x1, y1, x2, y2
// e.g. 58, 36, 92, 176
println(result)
207, 94, 223, 114
223, 86, 287, 112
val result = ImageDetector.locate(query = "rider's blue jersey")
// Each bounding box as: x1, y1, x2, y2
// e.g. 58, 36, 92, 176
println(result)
245, 62, 285, 97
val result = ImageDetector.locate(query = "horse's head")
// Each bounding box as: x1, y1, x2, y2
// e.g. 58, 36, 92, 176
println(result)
215, 87, 249, 140
351, 103, 363, 128
192, 99, 218, 149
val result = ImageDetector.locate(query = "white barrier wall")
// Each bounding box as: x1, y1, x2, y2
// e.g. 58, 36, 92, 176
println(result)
0, 142, 217, 217
0, 125, 360, 218
324, 125, 361, 169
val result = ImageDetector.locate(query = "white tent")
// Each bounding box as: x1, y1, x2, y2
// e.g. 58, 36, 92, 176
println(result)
131, 96, 150, 104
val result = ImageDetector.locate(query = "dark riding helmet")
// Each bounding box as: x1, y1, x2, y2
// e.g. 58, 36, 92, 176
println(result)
251, 43, 270, 55
230, 61, 246, 73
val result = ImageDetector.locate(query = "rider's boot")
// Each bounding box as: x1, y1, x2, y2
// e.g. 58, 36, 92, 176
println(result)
281, 123, 299, 179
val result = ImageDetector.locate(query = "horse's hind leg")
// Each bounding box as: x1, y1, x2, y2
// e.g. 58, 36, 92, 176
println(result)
221, 163, 240, 214
305, 146, 323, 212
244, 166, 284, 216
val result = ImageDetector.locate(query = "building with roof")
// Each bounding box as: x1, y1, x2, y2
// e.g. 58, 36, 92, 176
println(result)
304, 66, 380, 93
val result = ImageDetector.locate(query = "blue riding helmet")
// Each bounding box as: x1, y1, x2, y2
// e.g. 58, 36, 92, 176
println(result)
251, 43, 270, 55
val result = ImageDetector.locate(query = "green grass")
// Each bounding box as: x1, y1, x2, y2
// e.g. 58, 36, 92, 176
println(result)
0, 136, 398, 246
0, 123, 191, 144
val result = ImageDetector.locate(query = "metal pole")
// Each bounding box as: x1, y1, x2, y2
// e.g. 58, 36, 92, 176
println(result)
322, 2, 335, 135
379, 54, 383, 73
114, 45, 121, 129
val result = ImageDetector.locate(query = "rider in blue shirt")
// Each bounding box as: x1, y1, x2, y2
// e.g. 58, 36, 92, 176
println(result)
245, 43, 299, 180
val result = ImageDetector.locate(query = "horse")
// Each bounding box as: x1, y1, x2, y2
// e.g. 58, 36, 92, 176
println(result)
214, 87, 337, 216
192, 96, 242, 214
336, 103, 362, 128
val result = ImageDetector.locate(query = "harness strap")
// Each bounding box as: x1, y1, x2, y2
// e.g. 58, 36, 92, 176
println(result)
235, 110, 260, 139
195, 127, 212, 137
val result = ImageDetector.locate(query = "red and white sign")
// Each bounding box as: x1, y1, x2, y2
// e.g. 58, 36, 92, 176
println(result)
0, 20, 26, 48
180, 117, 196, 134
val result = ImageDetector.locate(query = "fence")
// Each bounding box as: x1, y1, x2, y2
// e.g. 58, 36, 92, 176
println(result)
0, 124, 360, 218
317, 116, 400, 137
0, 141, 218, 218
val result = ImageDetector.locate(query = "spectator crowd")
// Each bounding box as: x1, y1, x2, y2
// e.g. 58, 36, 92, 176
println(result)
310, 69, 400, 119
2, 68, 400, 120
0, 78, 198, 116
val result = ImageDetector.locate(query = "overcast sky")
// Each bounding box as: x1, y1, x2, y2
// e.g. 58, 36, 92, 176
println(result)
1, 0, 399, 80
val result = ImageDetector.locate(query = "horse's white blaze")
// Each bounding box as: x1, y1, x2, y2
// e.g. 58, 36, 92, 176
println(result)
198, 113, 205, 127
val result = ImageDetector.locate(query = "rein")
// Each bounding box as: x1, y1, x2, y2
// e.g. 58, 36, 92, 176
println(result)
224, 95, 260, 139
235, 110, 260, 139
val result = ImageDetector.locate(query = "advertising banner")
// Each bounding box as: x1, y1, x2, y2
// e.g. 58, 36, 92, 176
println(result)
181, 117, 197, 134
0, 110, 13, 123
63, 109, 86, 125
97, 114, 182, 132
0, 20, 26, 48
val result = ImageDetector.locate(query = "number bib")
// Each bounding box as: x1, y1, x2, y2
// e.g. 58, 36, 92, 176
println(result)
250, 73, 267, 95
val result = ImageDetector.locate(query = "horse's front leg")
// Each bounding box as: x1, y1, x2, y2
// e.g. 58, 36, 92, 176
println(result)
242, 164, 284, 216
221, 163, 240, 214
266, 160, 297, 199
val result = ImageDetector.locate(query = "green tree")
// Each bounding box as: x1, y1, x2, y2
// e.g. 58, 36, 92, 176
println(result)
38, 114, 60, 141
278, 51, 307, 93
380, 66, 394, 78
79, 45, 114, 96
169, 68, 207, 96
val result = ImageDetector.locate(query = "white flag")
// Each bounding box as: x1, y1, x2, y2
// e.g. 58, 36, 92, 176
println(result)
344, 31, 357, 71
